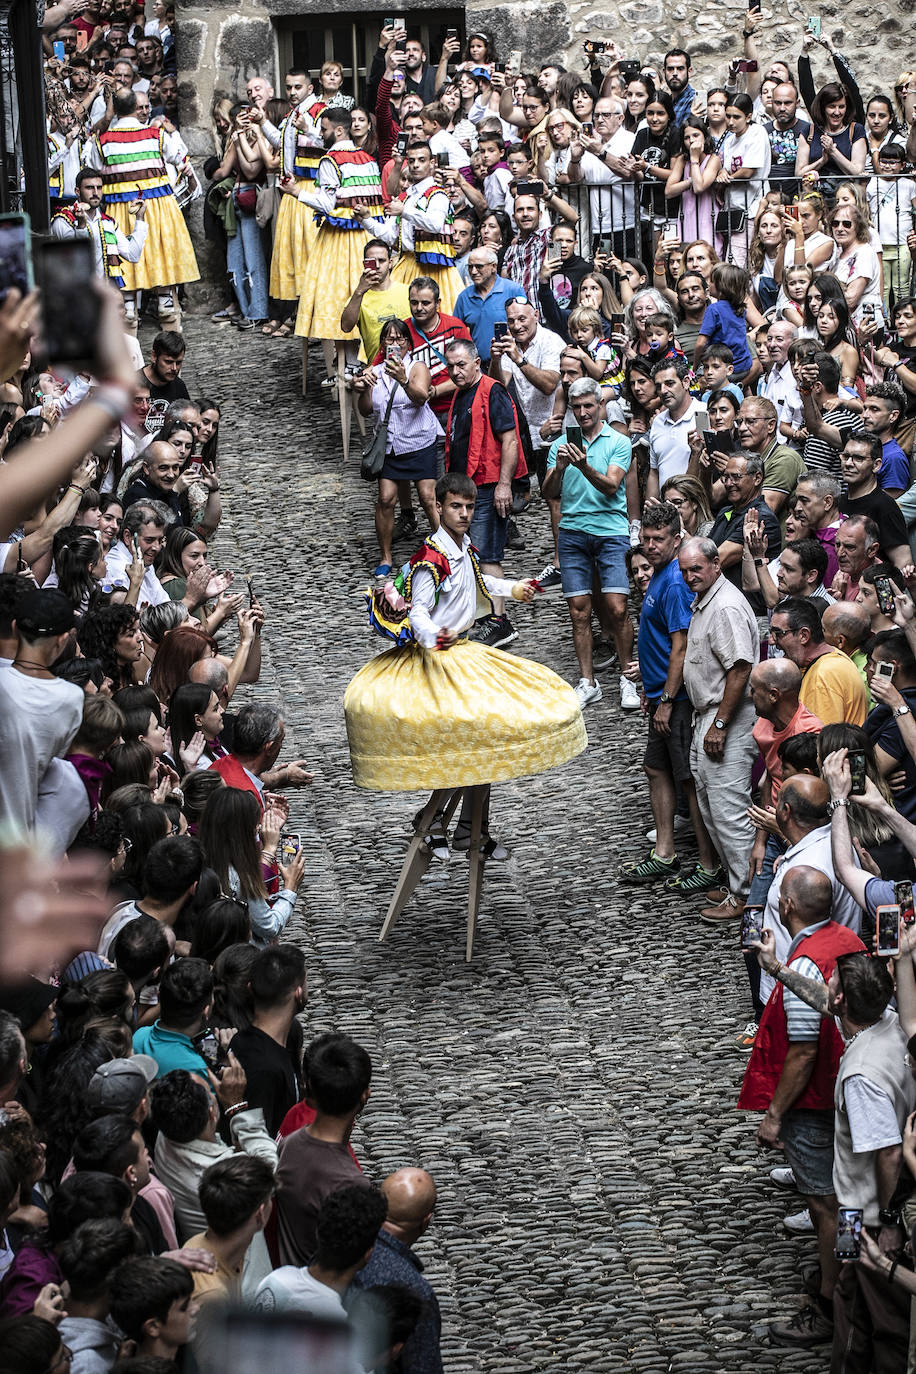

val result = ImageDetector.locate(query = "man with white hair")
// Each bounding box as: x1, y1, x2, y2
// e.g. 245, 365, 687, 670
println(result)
566, 96, 638, 258
759, 319, 802, 435
453, 247, 525, 366
246, 76, 274, 110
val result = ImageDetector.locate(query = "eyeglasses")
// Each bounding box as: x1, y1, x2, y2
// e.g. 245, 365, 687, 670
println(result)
721, 472, 746, 484
833, 219, 854, 227
769, 626, 791, 640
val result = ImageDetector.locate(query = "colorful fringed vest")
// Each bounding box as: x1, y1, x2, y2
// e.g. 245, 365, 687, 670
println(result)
48, 134, 65, 200
318, 147, 383, 230
366, 538, 493, 645
50, 205, 125, 287
281, 100, 327, 180
409, 184, 456, 269
95, 123, 173, 203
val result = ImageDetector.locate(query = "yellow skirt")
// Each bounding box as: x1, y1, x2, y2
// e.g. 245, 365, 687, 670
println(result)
344, 639, 587, 792
269, 196, 315, 299
110, 194, 199, 290
295, 226, 369, 340
392, 256, 463, 314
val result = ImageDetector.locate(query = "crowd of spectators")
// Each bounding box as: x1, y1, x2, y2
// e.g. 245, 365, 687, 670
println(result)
21, 0, 916, 1368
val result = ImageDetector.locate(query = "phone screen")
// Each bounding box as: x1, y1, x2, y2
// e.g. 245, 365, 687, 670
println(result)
896, 880, 915, 925
848, 749, 867, 795
0, 214, 33, 299
492, 320, 509, 340
875, 576, 896, 617
876, 660, 896, 681
34, 238, 100, 368
695, 411, 710, 433
740, 905, 764, 951
565, 424, 583, 448
876, 904, 901, 957
835, 1208, 863, 1260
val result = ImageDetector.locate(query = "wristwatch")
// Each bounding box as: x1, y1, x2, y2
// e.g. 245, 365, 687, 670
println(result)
878, 1207, 901, 1227
895, 704, 911, 718
659, 691, 672, 704
714, 717, 727, 730
827, 797, 849, 815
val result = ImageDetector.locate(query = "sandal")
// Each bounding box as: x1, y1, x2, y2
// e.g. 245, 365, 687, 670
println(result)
452, 823, 509, 861
273, 321, 293, 338
261, 320, 280, 335
411, 808, 449, 862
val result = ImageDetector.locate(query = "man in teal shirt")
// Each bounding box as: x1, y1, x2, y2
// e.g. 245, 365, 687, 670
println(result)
543, 377, 636, 711
133, 957, 212, 1078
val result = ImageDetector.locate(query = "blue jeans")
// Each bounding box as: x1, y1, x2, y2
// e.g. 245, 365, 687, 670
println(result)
226, 197, 269, 321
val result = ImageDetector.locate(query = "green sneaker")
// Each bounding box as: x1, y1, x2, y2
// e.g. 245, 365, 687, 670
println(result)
664, 862, 725, 894
619, 849, 679, 884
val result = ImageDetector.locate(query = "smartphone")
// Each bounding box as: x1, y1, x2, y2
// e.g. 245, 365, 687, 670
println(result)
695, 410, 710, 433
876, 903, 901, 957
395, 36, 407, 53
395, 132, 409, 155
493, 320, 509, 340
619, 59, 641, 84
509, 50, 522, 71
546, 244, 562, 267
0, 213, 33, 300
703, 430, 731, 455
247, 577, 255, 607
494, 61, 506, 74
196, 1030, 225, 1072
785, 204, 800, 220
584, 40, 608, 55
516, 179, 544, 198
611, 311, 625, 327
446, 26, 457, 39
599, 237, 614, 257
835, 1208, 863, 1260
896, 879, 916, 926
737, 59, 759, 73
565, 423, 584, 448
749, 0, 761, 10
436, 151, 449, 168
807, 15, 822, 36
384, 15, 395, 27
848, 748, 867, 796
876, 660, 896, 681
52, 39, 66, 60
740, 905, 764, 951
875, 575, 897, 617
345, 361, 365, 377
280, 833, 301, 864
185, 460, 202, 478
33, 238, 101, 370
580, 121, 594, 137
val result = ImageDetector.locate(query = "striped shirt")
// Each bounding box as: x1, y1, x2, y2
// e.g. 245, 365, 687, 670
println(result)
783, 921, 828, 1042
371, 357, 442, 455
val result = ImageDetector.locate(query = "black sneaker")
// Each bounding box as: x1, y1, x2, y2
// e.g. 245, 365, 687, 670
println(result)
768, 1303, 833, 1347
392, 510, 419, 542
534, 562, 562, 590
475, 615, 518, 649
505, 518, 525, 550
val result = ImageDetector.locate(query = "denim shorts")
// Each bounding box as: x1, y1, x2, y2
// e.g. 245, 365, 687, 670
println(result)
558, 528, 630, 597
469, 482, 508, 562
780, 1108, 836, 1196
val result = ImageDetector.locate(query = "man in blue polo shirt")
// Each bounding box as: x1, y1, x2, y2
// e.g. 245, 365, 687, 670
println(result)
453, 246, 525, 365
863, 384, 910, 498
620, 500, 724, 892
543, 376, 635, 711
132, 957, 211, 1078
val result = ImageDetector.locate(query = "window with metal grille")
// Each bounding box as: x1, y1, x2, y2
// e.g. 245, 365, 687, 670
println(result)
275, 11, 466, 107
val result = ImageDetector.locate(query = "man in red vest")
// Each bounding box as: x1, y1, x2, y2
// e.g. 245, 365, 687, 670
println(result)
442, 337, 527, 649
209, 703, 314, 812
739, 863, 866, 1349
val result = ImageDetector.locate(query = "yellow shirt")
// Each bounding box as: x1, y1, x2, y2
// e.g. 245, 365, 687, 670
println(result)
357, 283, 411, 362
800, 648, 867, 726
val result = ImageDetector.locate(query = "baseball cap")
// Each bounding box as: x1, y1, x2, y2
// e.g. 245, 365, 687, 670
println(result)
15, 588, 76, 637
86, 1056, 159, 1111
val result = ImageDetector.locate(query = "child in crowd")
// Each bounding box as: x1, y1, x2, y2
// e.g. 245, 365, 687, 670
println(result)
567, 305, 622, 391
698, 344, 743, 404
694, 262, 754, 382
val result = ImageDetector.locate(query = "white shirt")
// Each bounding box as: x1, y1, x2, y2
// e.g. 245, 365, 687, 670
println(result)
408, 526, 515, 647
759, 823, 863, 1003
648, 398, 706, 487
0, 667, 84, 833
867, 175, 916, 245
105, 539, 169, 610
720, 123, 771, 215
828, 241, 884, 324
50, 207, 148, 279
254, 1267, 349, 1321
499, 325, 565, 440
430, 128, 469, 170
578, 129, 637, 231
761, 357, 802, 427
34, 757, 91, 855
365, 175, 450, 255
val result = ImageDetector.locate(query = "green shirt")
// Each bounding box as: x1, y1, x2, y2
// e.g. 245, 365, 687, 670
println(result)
546, 423, 631, 537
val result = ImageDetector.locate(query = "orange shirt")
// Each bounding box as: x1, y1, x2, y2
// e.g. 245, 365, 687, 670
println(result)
753, 701, 823, 800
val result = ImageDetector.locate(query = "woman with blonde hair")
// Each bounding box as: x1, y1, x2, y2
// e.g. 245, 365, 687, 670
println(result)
318, 59, 354, 110
660, 474, 713, 536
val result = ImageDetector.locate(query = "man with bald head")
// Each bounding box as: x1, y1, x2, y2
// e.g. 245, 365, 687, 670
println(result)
738, 863, 866, 1348
124, 440, 190, 523
350, 1167, 442, 1373
821, 600, 872, 700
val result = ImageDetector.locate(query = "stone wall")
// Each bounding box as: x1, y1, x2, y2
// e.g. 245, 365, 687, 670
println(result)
177, 0, 910, 298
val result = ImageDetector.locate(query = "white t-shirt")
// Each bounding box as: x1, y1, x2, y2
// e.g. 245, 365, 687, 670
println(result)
720, 123, 771, 215
828, 241, 883, 323
254, 1267, 349, 1320
500, 326, 565, 441
34, 757, 92, 855
648, 399, 706, 488
105, 540, 169, 609
0, 667, 83, 833
579, 129, 638, 232
867, 176, 916, 246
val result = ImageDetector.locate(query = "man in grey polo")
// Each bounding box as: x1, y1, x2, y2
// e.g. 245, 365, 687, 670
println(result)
678, 536, 759, 923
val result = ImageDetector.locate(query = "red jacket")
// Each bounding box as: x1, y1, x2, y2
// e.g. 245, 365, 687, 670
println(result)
738, 920, 866, 1113
209, 754, 263, 811
445, 374, 527, 486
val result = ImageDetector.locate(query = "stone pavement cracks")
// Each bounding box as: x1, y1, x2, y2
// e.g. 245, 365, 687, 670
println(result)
177, 319, 829, 1373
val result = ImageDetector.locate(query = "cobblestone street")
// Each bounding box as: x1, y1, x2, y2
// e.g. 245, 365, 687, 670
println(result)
178, 317, 827, 1374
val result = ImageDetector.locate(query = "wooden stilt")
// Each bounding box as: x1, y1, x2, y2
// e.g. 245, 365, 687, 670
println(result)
336, 340, 351, 461
379, 789, 454, 942
465, 785, 488, 962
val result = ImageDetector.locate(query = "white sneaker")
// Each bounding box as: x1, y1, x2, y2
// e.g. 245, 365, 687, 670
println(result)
645, 816, 693, 843
574, 677, 603, 707
783, 1207, 814, 1233
770, 1166, 797, 1189
619, 676, 641, 711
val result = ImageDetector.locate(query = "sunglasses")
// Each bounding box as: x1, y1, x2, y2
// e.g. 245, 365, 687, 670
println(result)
833, 219, 854, 227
